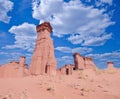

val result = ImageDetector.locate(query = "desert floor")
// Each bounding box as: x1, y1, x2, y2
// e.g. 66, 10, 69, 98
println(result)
0, 68, 120, 99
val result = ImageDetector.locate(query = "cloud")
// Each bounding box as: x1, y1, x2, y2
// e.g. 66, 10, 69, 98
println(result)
88, 51, 120, 60
85, 0, 113, 5
82, 33, 112, 46
72, 47, 93, 54
0, 50, 22, 65
32, 0, 115, 46
96, 0, 113, 6
100, 0, 112, 4
32, 0, 63, 20
56, 56, 74, 68
55, 47, 72, 53
0, 0, 14, 23
68, 33, 112, 46
87, 50, 120, 68
3, 22, 37, 52
0, 50, 32, 66
55, 46, 93, 54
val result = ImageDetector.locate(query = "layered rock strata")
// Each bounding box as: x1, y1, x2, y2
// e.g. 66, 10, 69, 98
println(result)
73, 53, 85, 70
29, 22, 56, 75
73, 53, 96, 70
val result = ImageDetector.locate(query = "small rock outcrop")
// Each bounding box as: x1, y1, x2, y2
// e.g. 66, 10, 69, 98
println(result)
84, 57, 96, 69
107, 62, 114, 69
73, 53, 85, 70
73, 53, 96, 70
29, 22, 56, 75
58, 64, 74, 75
0, 56, 28, 78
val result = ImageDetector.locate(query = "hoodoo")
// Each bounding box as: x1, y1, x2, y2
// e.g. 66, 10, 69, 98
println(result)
107, 62, 114, 69
29, 22, 56, 75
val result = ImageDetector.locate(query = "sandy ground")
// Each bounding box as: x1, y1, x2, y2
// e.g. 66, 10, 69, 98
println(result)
0, 68, 120, 99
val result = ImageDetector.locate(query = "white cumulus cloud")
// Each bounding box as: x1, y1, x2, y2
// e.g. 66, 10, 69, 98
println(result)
4, 22, 37, 52
68, 33, 112, 46
32, 0, 115, 46
0, 0, 13, 23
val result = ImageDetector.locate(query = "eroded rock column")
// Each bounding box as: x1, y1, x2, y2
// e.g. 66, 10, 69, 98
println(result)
73, 53, 85, 70
29, 22, 56, 75
19, 56, 25, 67
107, 62, 114, 69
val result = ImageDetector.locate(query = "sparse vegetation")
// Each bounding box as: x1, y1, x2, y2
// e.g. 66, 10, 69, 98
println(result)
107, 69, 116, 74
94, 68, 102, 75
94, 68, 107, 75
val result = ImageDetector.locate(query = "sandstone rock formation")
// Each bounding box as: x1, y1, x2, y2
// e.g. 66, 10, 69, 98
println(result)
29, 22, 56, 75
107, 62, 114, 69
0, 56, 28, 78
59, 64, 74, 75
19, 56, 25, 67
84, 57, 96, 69
73, 53, 96, 70
73, 53, 85, 70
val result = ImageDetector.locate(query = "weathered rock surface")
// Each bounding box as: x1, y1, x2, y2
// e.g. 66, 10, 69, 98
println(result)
29, 22, 56, 75
73, 53, 85, 70
73, 53, 96, 70
0, 56, 28, 78
84, 57, 96, 69
59, 64, 74, 75
106, 62, 117, 73
107, 62, 114, 69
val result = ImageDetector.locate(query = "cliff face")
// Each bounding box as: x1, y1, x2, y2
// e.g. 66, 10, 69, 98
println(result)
29, 22, 56, 75
73, 53, 96, 70
73, 53, 85, 70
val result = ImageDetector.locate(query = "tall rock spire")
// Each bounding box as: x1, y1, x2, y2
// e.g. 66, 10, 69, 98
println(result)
29, 22, 56, 75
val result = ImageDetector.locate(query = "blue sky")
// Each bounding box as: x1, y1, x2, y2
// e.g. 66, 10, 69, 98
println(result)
0, 0, 120, 69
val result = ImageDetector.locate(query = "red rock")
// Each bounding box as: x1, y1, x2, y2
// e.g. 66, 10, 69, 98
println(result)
59, 64, 74, 75
19, 56, 25, 67
107, 62, 114, 69
84, 57, 96, 69
73, 53, 85, 70
29, 22, 56, 75
73, 53, 96, 70
0, 56, 28, 78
